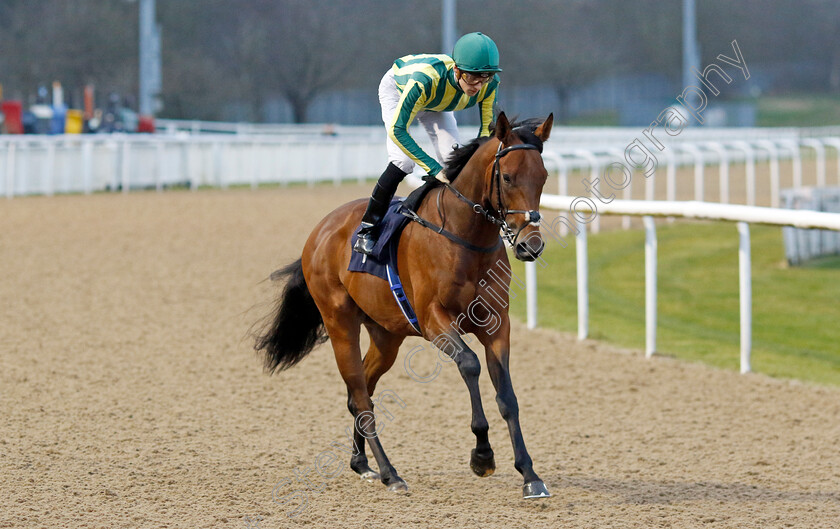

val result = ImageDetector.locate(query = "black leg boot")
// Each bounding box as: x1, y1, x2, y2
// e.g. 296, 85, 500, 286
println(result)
354, 163, 408, 255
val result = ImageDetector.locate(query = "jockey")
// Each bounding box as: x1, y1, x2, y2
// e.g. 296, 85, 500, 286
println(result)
353, 32, 502, 255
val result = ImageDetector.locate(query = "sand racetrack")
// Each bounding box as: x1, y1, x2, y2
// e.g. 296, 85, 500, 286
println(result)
1, 184, 839, 529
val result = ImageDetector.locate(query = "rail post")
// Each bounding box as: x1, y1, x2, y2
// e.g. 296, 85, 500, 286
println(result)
755, 140, 780, 208
666, 149, 677, 223
541, 152, 567, 196
801, 139, 826, 188
733, 141, 756, 206
680, 144, 705, 202
705, 142, 730, 204
644, 216, 657, 358
666, 148, 677, 203
575, 149, 602, 234
780, 140, 803, 188
608, 147, 633, 230
542, 152, 568, 236
576, 220, 588, 340
526, 261, 537, 330
645, 161, 656, 202
738, 222, 752, 374
820, 137, 840, 185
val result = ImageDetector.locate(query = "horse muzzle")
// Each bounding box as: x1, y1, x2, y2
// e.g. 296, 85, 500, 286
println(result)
514, 234, 545, 262
509, 210, 544, 261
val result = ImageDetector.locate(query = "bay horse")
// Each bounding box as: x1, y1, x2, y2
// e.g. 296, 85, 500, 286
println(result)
255, 112, 553, 499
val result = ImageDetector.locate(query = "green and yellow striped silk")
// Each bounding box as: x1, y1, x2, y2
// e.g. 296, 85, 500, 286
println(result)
388, 54, 498, 176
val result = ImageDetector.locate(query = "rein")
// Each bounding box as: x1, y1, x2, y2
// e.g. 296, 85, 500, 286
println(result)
401, 139, 541, 252
400, 206, 503, 253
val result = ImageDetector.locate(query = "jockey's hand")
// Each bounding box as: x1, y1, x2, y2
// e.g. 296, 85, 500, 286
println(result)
435, 173, 450, 184
424, 170, 450, 184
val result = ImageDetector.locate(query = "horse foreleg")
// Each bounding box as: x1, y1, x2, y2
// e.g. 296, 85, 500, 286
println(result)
424, 308, 495, 478
479, 327, 550, 499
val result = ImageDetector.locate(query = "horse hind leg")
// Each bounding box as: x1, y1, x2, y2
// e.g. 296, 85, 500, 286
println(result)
345, 373, 407, 492
346, 324, 405, 483
346, 389, 378, 482
326, 309, 407, 492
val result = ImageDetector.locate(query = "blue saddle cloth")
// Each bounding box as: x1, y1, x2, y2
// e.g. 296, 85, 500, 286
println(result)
348, 197, 420, 332
348, 198, 412, 280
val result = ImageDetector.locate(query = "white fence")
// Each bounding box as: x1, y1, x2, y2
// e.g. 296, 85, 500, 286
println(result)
541, 136, 840, 216
2, 125, 840, 203
528, 195, 840, 374
153, 118, 840, 143
0, 134, 386, 196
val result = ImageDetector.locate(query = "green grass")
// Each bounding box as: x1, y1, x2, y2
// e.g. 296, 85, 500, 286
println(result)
756, 93, 840, 127
509, 221, 840, 386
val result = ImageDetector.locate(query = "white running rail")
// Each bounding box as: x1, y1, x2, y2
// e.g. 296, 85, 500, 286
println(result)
528, 195, 840, 374
3, 131, 840, 202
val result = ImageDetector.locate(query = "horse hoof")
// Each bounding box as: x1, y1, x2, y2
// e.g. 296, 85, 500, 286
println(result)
358, 470, 380, 483
522, 480, 551, 499
386, 480, 409, 493
470, 448, 496, 477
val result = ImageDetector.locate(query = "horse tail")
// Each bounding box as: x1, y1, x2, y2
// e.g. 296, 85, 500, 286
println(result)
254, 258, 327, 374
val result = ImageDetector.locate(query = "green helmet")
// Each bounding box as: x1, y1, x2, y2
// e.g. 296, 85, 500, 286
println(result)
452, 32, 502, 73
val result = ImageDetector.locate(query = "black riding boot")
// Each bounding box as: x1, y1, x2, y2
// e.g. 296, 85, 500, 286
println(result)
354, 162, 408, 255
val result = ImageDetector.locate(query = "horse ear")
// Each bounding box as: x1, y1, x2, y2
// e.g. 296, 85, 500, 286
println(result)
534, 113, 554, 142
495, 112, 512, 142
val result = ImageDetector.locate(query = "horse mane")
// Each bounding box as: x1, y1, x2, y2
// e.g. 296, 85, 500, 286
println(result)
443, 117, 545, 181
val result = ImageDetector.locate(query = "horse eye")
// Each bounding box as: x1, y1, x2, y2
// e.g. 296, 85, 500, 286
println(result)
503, 173, 512, 183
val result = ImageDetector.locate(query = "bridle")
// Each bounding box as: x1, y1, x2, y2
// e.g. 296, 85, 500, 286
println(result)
443, 140, 542, 248
400, 136, 543, 253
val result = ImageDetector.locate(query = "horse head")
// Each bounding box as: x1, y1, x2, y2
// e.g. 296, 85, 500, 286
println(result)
487, 112, 553, 261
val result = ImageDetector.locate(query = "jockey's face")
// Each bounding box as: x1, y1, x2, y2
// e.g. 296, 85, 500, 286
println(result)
455, 67, 492, 97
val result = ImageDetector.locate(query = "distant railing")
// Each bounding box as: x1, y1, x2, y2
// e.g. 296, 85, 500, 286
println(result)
154, 118, 840, 143
540, 136, 840, 233
155, 119, 384, 139
2, 125, 840, 204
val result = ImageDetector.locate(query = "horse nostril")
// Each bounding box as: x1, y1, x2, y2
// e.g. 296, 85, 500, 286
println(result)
516, 242, 535, 258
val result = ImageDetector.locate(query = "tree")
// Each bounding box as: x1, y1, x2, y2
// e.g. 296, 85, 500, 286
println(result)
462, 0, 625, 122
220, 1, 366, 122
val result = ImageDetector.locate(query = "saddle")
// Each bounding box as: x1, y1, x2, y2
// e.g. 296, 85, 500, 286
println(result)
347, 181, 440, 332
